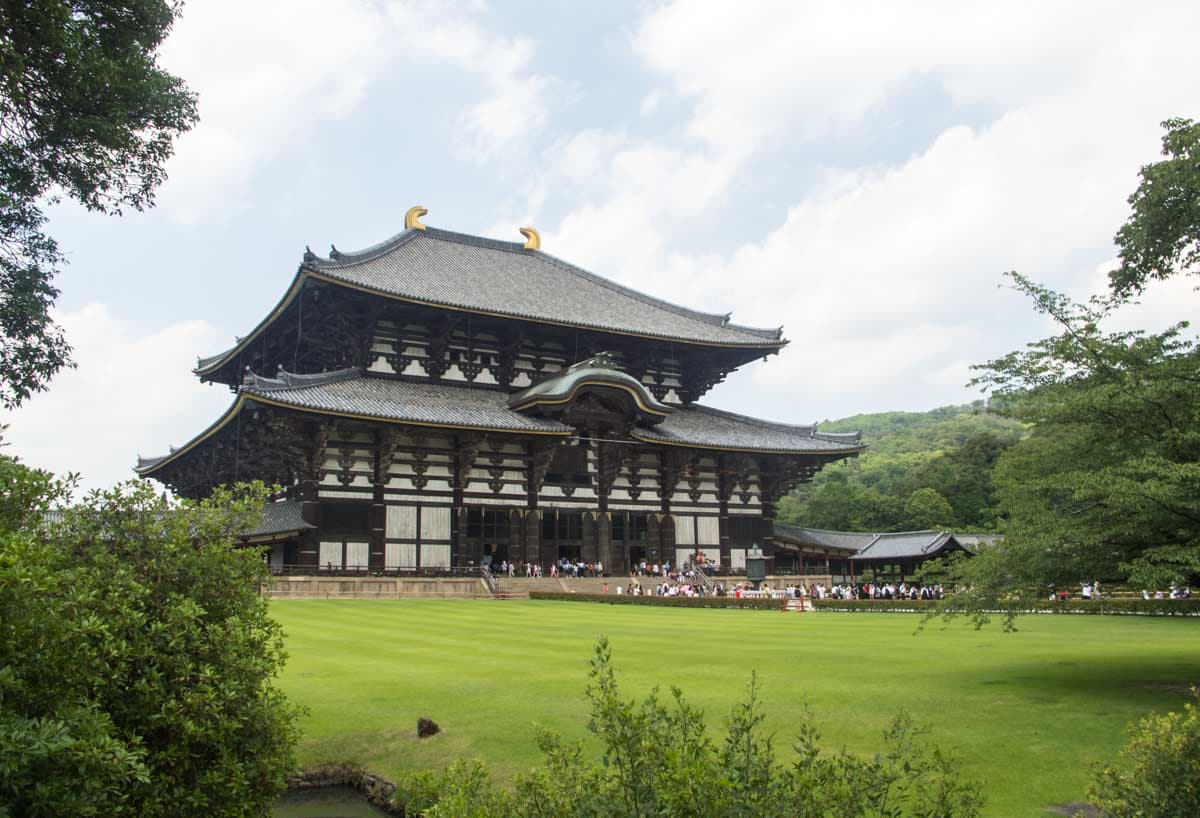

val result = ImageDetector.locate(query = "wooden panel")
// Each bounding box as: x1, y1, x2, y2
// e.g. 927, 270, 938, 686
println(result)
386, 505, 418, 539
345, 541, 369, 568
386, 542, 417, 568
696, 516, 720, 545
421, 506, 452, 540
319, 541, 343, 567
674, 514, 696, 546
421, 544, 451, 567
730, 548, 747, 570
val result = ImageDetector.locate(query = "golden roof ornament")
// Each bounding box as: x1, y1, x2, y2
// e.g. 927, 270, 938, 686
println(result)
519, 226, 540, 250
405, 205, 428, 231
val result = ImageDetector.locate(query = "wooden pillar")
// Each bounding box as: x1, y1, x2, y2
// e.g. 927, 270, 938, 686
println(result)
540, 509, 557, 567
581, 512, 598, 563
596, 511, 613, 573
647, 513, 662, 564
524, 509, 542, 567
369, 481, 386, 569
508, 508, 523, 565
298, 477, 319, 567
661, 514, 677, 568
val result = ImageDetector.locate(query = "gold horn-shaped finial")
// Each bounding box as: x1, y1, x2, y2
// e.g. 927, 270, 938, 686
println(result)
519, 226, 540, 250
405, 206, 428, 231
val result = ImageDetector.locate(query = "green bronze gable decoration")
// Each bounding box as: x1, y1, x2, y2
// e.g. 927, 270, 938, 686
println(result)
509, 352, 674, 425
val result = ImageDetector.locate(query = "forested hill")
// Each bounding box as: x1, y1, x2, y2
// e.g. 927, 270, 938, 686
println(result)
776, 403, 1026, 533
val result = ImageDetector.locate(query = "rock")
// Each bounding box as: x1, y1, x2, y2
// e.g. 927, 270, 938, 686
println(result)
417, 717, 440, 738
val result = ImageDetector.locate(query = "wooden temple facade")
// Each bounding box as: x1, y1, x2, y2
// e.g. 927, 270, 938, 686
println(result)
137, 209, 864, 574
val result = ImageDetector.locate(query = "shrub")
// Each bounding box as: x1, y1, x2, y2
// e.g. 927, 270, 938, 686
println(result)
393, 637, 984, 817
0, 467, 301, 817
529, 591, 787, 610
1088, 690, 1200, 817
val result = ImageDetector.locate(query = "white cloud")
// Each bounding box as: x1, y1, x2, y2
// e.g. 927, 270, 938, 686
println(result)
525, 0, 1200, 421
156, 0, 391, 221
157, 0, 563, 219
1, 305, 231, 493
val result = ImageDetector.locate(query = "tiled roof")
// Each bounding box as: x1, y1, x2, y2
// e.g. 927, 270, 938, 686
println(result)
773, 524, 875, 552
241, 369, 573, 434
196, 225, 786, 376
246, 500, 314, 538
852, 531, 960, 561
773, 527, 968, 560
634, 405, 863, 454
137, 371, 861, 477
308, 227, 784, 346
954, 533, 1001, 551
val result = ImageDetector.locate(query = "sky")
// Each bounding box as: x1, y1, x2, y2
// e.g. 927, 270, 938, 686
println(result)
4, 0, 1199, 491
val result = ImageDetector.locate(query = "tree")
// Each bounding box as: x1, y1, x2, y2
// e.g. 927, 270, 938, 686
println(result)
0, 454, 300, 817
0, 0, 197, 408
937, 118, 1200, 625
962, 279, 1198, 600
1109, 118, 1200, 299
902, 487, 956, 530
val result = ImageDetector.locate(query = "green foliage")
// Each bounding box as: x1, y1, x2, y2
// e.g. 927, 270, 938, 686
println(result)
394, 637, 984, 817
812, 598, 1200, 616
949, 272, 1200, 626
902, 488, 956, 530
777, 405, 1024, 532
528, 591, 787, 610
0, 450, 300, 817
1110, 118, 1200, 298
0, 0, 197, 407
1088, 689, 1200, 817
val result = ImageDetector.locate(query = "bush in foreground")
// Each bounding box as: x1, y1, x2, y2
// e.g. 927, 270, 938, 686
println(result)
388, 637, 984, 818
1088, 689, 1200, 817
0, 452, 301, 817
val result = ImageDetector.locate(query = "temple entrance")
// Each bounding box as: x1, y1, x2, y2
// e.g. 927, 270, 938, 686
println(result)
541, 509, 585, 564
466, 507, 514, 568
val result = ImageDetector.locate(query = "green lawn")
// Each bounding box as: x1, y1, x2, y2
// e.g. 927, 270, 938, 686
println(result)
271, 600, 1200, 817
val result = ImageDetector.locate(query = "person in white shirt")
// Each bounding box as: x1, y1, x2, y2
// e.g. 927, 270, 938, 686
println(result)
1081, 583, 1092, 599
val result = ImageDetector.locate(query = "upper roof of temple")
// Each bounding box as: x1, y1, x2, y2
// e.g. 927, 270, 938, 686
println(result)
195, 217, 785, 377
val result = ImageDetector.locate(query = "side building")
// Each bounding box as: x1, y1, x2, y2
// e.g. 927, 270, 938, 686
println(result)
136, 209, 864, 575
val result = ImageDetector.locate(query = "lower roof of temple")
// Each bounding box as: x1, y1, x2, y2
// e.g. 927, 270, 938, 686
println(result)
136, 368, 864, 477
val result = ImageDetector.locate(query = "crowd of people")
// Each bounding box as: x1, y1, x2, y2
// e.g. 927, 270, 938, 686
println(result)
772, 582, 946, 601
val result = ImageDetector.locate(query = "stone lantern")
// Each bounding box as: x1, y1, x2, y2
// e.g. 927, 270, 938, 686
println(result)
745, 542, 767, 590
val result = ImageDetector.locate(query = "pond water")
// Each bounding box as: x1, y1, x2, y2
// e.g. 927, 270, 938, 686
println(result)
272, 786, 388, 818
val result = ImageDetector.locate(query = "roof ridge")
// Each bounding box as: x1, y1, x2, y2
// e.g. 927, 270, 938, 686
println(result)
305, 228, 422, 267
241, 366, 361, 392
873, 530, 945, 537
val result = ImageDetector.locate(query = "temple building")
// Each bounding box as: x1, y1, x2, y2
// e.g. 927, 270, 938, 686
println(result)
136, 207, 864, 575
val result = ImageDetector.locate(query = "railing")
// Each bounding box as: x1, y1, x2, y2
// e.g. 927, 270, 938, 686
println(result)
479, 565, 498, 596
689, 564, 716, 594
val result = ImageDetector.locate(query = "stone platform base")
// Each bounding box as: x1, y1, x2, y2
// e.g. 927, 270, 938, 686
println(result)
264, 575, 486, 599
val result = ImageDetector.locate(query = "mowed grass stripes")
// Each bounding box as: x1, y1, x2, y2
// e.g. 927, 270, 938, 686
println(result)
271, 600, 1200, 818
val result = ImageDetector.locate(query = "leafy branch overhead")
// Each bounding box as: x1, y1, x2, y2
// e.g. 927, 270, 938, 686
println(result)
0, 0, 197, 407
